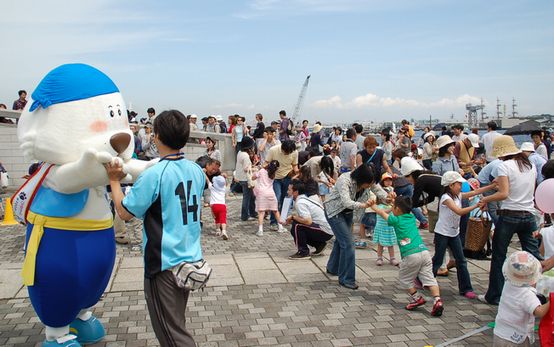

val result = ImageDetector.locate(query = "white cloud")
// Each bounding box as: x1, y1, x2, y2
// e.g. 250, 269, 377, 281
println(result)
313, 92, 483, 109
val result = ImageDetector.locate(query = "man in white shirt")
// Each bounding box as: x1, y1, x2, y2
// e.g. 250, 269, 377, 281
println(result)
339, 129, 358, 173
482, 121, 501, 163
451, 124, 467, 142
284, 180, 333, 259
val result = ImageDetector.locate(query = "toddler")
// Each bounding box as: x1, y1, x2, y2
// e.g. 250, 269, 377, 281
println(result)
493, 251, 549, 346
370, 196, 444, 316
209, 175, 228, 240
374, 173, 399, 266
253, 160, 286, 236
316, 156, 337, 201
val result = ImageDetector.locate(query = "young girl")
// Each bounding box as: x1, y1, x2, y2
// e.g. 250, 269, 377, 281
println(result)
432, 171, 495, 299
209, 175, 228, 240
316, 156, 337, 201
493, 251, 549, 346
253, 160, 286, 236
374, 173, 399, 266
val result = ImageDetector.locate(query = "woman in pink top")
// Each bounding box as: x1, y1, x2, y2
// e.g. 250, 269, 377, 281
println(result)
253, 160, 286, 236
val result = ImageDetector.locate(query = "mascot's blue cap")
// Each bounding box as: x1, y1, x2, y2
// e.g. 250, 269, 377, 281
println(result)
30, 63, 119, 112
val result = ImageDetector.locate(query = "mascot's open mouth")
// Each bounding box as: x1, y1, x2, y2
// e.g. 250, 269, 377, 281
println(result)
110, 133, 131, 155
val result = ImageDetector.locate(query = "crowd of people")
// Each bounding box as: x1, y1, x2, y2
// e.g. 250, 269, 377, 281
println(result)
5, 96, 554, 346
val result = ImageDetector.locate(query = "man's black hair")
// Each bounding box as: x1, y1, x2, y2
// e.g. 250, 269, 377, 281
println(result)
354, 124, 363, 134
281, 140, 296, 154
542, 160, 554, 180
153, 110, 190, 150
302, 119, 308, 124
290, 179, 306, 195
147, 107, 155, 114
394, 196, 412, 214
264, 126, 275, 133
279, 110, 286, 116
350, 164, 375, 186
487, 121, 498, 130
531, 130, 543, 137
452, 124, 464, 131
18, 90, 26, 96
308, 146, 321, 157
346, 128, 356, 139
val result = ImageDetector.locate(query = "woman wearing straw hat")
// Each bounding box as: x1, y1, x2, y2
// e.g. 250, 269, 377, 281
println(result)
478, 135, 543, 305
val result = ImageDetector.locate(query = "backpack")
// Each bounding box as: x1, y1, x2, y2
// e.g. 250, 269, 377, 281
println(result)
219, 121, 227, 134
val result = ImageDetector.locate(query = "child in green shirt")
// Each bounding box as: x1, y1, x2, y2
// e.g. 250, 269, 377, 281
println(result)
370, 196, 444, 317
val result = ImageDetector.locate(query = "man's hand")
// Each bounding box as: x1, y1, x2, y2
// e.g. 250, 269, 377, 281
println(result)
105, 160, 126, 182
285, 216, 293, 225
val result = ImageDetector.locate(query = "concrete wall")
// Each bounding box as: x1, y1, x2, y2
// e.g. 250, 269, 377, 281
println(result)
0, 124, 236, 192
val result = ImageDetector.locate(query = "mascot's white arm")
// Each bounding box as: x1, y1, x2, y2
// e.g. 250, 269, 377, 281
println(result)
121, 158, 159, 183
46, 148, 117, 194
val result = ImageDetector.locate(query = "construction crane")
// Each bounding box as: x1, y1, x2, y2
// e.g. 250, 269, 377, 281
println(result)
465, 100, 485, 129
291, 75, 310, 126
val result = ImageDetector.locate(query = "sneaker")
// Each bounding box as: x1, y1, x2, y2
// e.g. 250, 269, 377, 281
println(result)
221, 231, 229, 240
269, 224, 278, 231
436, 268, 449, 277
419, 222, 429, 230
464, 291, 477, 299
256, 230, 263, 237
339, 282, 359, 290
431, 299, 444, 317
289, 252, 311, 260
313, 243, 326, 256
477, 294, 498, 305
389, 257, 399, 266
405, 296, 426, 310
365, 229, 374, 238
376, 258, 383, 266
277, 225, 286, 233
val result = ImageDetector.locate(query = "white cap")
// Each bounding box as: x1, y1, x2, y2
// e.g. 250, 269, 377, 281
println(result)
215, 115, 223, 121
400, 157, 424, 176
521, 142, 535, 152
467, 133, 480, 148
436, 135, 455, 149
190, 114, 198, 119
503, 251, 542, 287
212, 175, 226, 190
441, 171, 466, 186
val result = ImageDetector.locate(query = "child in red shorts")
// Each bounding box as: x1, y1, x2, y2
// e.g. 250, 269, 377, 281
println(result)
209, 175, 228, 240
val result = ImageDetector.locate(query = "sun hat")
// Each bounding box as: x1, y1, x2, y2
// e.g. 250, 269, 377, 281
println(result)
400, 157, 424, 176
502, 251, 542, 287
312, 124, 322, 133
441, 171, 466, 186
423, 132, 435, 141
467, 133, 480, 148
435, 135, 455, 149
215, 115, 222, 121
492, 135, 521, 158
381, 172, 393, 182
521, 142, 535, 152
212, 175, 226, 190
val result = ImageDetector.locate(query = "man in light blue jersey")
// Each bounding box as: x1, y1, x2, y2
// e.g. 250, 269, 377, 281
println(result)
107, 109, 204, 347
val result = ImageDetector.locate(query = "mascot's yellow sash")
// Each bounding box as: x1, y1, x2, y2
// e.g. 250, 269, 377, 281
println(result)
22, 211, 113, 286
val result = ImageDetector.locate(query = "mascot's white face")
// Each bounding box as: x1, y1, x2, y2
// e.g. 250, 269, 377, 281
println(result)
18, 92, 134, 165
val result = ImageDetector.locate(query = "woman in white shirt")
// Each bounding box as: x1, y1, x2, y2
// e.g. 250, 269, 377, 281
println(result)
478, 135, 542, 305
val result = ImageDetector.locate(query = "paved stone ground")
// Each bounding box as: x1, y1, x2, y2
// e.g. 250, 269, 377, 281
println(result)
0, 192, 533, 346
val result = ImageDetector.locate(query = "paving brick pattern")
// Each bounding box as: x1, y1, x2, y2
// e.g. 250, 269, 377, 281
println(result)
0, 193, 530, 346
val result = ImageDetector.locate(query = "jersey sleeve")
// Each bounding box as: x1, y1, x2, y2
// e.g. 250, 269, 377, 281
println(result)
122, 168, 161, 218
387, 214, 399, 227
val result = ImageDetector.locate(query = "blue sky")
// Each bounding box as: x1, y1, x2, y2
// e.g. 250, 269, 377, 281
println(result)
1, 0, 553, 124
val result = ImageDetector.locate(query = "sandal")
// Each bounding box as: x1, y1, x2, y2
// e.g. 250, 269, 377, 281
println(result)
354, 241, 368, 249
215, 231, 222, 237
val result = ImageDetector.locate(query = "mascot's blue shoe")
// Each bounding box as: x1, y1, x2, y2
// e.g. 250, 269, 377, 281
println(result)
42, 335, 81, 347
69, 316, 105, 344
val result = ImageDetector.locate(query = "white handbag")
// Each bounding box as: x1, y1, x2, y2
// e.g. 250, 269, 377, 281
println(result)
0, 171, 8, 188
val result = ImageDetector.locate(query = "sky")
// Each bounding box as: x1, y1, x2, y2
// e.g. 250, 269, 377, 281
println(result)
1, 0, 553, 124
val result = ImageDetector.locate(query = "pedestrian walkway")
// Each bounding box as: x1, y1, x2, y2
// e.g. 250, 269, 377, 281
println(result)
0, 193, 522, 346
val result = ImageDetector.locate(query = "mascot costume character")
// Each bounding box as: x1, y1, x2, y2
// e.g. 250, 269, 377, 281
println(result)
16, 63, 151, 347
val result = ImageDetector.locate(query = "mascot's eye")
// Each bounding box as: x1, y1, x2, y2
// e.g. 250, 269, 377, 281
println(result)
118, 109, 122, 116
110, 110, 115, 118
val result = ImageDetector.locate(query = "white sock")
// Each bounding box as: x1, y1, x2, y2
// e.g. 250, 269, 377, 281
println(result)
258, 225, 263, 231
77, 309, 92, 321
45, 325, 70, 341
